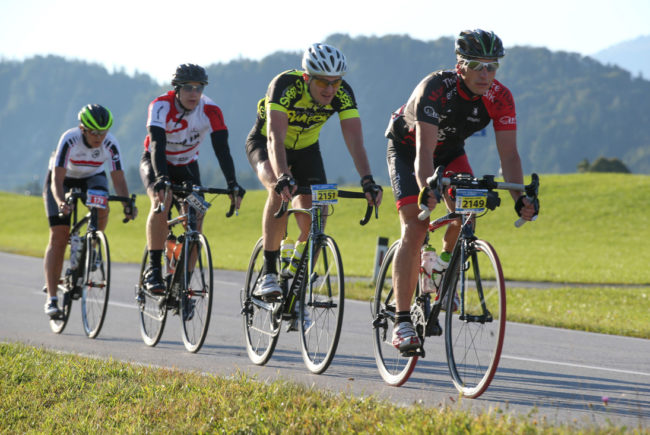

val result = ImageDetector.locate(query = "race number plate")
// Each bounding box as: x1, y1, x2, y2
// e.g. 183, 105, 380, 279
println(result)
186, 192, 211, 214
85, 189, 108, 209
312, 184, 338, 205
455, 189, 487, 213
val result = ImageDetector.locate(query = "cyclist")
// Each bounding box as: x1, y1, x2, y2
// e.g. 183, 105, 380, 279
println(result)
43, 104, 137, 317
385, 29, 539, 352
140, 63, 245, 293
246, 42, 383, 299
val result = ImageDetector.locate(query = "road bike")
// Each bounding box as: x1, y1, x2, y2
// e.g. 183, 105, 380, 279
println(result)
135, 183, 237, 353
241, 184, 377, 374
372, 168, 539, 397
49, 188, 136, 338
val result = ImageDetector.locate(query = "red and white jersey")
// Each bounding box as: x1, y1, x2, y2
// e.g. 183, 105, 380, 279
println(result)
144, 91, 228, 166
49, 127, 123, 178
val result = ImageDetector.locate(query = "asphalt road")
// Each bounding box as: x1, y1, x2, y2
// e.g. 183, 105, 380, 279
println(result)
1, 251, 648, 428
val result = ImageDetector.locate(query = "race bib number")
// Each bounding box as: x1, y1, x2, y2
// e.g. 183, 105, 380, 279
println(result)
312, 184, 338, 205
455, 189, 487, 213
185, 192, 210, 214
86, 189, 108, 209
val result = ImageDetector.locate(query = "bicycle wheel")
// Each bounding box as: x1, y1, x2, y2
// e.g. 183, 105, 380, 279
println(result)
49, 239, 77, 334
179, 233, 213, 353
444, 239, 506, 398
241, 237, 281, 365
81, 231, 110, 338
371, 241, 418, 386
136, 248, 167, 346
299, 236, 344, 374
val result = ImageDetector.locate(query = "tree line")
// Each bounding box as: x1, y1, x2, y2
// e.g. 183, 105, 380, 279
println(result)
1, 33, 649, 194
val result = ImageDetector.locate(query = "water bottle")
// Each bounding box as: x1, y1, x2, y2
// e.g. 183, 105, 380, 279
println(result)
420, 245, 437, 293
280, 238, 294, 271
69, 234, 82, 270
283, 241, 306, 278
165, 234, 180, 274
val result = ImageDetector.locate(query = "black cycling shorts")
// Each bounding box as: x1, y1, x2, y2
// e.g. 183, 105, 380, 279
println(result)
245, 131, 327, 187
43, 171, 109, 227
139, 151, 202, 194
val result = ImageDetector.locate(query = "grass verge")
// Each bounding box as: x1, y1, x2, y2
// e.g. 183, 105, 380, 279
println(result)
1, 342, 636, 434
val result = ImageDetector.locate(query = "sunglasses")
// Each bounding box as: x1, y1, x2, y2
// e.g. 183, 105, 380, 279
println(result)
311, 76, 343, 89
180, 83, 205, 93
463, 59, 499, 72
84, 128, 108, 136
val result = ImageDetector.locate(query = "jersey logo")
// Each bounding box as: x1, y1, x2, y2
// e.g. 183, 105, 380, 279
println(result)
167, 116, 188, 134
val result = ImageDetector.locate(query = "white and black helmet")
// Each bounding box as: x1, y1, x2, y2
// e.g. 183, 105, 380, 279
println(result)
301, 43, 348, 77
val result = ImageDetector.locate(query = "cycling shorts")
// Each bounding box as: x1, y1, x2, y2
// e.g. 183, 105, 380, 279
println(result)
246, 132, 327, 187
139, 151, 202, 197
387, 139, 473, 210
43, 171, 109, 227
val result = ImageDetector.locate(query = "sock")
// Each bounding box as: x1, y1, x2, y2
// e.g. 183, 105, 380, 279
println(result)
262, 250, 280, 275
148, 250, 163, 270
395, 311, 412, 325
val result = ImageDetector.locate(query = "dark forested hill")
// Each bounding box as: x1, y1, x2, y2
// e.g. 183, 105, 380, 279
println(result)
2, 34, 649, 193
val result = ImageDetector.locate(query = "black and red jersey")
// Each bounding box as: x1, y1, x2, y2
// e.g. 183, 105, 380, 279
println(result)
386, 70, 516, 166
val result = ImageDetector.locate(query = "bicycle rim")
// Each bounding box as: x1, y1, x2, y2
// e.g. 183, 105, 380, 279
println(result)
81, 231, 110, 338
137, 248, 167, 346
445, 239, 506, 398
180, 234, 213, 353
371, 241, 418, 386
300, 236, 344, 374
241, 237, 281, 365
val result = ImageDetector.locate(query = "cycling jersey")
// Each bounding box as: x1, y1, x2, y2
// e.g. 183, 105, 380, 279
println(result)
49, 127, 123, 178
386, 70, 516, 166
249, 70, 360, 150
144, 90, 227, 166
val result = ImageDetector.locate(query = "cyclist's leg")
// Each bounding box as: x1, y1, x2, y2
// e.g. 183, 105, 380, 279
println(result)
387, 139, 426, 351
440, 155, 473, 253
140, 152, 171, 291
248, 136, 287, 297
85, 172, 110, 231
43, 174, 71, 301
289, 144, 327, 241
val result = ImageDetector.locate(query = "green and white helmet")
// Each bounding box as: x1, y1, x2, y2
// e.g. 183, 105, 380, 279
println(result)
78, 104, 113, 130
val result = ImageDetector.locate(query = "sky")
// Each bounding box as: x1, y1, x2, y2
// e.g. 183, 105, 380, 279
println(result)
2, 0, 649, 84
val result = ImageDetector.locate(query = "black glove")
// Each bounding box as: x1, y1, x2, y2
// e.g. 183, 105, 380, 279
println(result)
361, 175, 383, 196
228, 180, 246, 198
153, 175, 169, 194
274, 173, 295, 195
515, 195, 540, 217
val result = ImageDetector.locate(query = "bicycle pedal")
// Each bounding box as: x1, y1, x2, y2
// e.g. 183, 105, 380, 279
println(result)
401, 347, 425, 358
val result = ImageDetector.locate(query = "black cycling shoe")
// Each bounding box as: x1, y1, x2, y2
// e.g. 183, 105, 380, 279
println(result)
143, 267, 166, 295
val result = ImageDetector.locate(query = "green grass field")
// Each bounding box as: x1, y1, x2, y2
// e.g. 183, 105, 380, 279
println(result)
3, 173, 650, 283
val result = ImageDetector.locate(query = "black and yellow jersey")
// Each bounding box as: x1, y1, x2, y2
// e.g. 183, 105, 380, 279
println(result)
250, 70, 360, 150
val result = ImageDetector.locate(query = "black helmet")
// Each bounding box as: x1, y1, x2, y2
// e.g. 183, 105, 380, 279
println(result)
78, 104, 113, 131
455, 29, 505, 59
171, 63, 208, 86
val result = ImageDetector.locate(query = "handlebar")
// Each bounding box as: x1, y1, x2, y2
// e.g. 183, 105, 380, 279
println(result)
274, 186, 377, 226
418, 167, 540, 226
154, 182, 238, 217
60, 188, 137, 223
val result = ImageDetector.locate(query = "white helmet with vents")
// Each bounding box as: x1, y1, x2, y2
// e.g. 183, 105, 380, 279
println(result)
301, 43, 348, 77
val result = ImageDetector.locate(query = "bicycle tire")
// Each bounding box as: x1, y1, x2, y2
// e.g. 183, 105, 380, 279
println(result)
49, 235, 78, 334
180, 233, 213, 353
299, 235, 344, 374
444, 239, 506, 398
81, 231, 110, 338
371, 241, 419, 386
136, 248, 168, 346
241, 237, 281, 365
